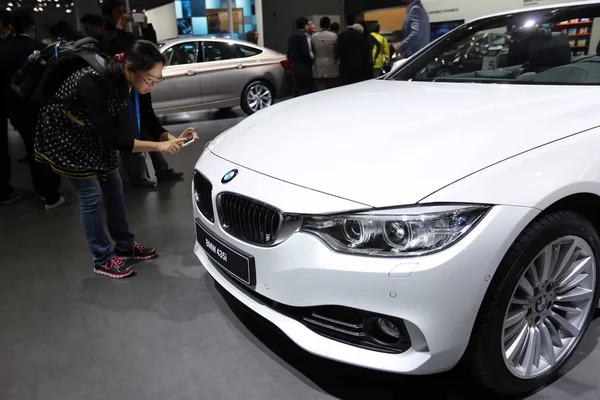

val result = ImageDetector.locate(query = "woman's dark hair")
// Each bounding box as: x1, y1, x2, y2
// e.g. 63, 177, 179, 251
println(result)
10, 10, 34, 35
105, 39, 166, 89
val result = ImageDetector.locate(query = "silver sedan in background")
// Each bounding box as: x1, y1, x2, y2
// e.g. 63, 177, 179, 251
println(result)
152, 37, 290, 115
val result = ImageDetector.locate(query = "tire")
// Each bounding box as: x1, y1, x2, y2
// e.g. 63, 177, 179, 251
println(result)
241, 80, 274, 115
466, 211, 600, 395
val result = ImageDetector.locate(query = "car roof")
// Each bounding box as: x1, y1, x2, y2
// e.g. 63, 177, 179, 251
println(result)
471, 0, 600, 22
158, 36, 262, 48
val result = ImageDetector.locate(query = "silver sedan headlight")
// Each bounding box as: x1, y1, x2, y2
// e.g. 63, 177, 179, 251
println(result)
301, 204, 490, 257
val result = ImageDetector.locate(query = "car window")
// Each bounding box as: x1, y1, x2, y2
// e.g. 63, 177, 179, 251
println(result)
202, 41, 236, 62
235, 44, 263, 58
165, 42, 199, 66
388, 3, 600, 85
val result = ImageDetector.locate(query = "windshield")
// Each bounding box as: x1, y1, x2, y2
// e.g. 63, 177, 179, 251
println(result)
388, 3, 600, 85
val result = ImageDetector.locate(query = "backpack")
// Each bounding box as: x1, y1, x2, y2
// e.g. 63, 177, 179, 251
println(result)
11, 36, 108, 105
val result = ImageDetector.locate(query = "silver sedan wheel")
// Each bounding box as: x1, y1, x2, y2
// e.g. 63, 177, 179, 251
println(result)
502, 235, 596, 379
246, 83, 272, 112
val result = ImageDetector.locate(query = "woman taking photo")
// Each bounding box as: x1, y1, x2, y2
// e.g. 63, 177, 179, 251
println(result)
35, 39, 198, 279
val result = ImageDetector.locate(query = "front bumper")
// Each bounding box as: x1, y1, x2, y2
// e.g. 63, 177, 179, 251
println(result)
192, 151, 539, 374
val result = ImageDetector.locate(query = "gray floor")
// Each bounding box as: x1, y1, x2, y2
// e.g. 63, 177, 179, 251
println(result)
1, 108, 599, 400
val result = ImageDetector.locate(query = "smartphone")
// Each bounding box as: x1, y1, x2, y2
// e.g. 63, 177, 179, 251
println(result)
132, 12, 145, 23
181, 137, 196, 148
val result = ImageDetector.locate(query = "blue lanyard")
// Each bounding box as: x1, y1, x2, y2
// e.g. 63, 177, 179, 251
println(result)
126, 90, 141, 139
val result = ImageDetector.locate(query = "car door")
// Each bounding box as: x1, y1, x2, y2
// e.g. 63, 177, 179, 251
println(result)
197, 40, 251, 106
151, 40, 203, 113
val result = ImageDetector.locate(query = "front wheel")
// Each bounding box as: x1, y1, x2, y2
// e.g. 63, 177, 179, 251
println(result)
241, 81, 274, 115
467, 211, 600, 395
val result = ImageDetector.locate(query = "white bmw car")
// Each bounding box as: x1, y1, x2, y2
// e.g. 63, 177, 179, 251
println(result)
193, 1, 600, 395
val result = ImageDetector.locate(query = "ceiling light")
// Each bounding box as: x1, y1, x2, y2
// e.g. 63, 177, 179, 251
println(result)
7, 2, 13, 6
56, 3, 60, 7
5, 6, 10, 10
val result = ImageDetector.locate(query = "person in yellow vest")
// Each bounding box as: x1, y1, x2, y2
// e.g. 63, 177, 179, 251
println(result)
368, 23, 391, 78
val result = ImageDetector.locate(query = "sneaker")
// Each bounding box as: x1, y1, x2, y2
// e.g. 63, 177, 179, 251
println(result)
0, 191, 20, 206
93, 257, 135, 279
45, 196, 66, 211
115, 242, 157, 260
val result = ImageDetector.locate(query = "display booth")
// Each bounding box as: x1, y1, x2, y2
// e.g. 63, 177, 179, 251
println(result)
172, 0, 257, 38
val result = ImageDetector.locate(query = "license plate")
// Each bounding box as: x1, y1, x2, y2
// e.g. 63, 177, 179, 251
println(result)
195, 219, 256, 286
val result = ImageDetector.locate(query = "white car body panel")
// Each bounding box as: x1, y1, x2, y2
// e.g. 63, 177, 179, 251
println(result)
210, 80, 600, 207
422, 127, 600, 209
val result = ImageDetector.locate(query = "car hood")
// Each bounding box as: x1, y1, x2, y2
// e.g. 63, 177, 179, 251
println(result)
209, 80, 600, 207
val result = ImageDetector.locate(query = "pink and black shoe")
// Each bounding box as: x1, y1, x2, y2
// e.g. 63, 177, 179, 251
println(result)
115, 242, 158, 261
94, 257, 135, 279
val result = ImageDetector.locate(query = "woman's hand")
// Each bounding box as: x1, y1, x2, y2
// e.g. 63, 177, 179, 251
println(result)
156, 138, 187, 155
178, 127, 199, 143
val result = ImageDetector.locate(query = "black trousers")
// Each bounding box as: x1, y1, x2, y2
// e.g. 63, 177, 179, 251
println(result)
1, 110, 61, 203
292, 66, 316, 97
119, 129, 170, 184
0, 114, 12, 200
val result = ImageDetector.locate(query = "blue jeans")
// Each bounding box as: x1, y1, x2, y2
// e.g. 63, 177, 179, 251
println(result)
69, 171, 135, 266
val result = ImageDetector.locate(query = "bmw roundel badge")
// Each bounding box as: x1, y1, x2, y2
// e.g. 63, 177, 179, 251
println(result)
221, 169, 238, 184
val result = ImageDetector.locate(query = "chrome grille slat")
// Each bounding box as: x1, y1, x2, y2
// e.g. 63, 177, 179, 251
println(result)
311, 313, 364, 329
217, 193, 282, 246
193, 171, 214, 222
302, 317, 366, 337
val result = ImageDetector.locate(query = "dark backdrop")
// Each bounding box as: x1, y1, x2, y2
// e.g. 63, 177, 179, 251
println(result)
344, 0, 404, 16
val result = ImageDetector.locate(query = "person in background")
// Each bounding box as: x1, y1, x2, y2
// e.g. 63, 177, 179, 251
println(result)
34, 40, 198, 279
311, 16, 339, 90
330, 22, 340, 35
0, 10, 64, 208
287, 17, 314, 97
49, 20, 82, 42
100, 0, 183, 189
0, 10, 12, 204
308, 21, 317, 36
80, 14, 105, 39
100, 0, 157, 54
336, 15, 370, 86
398, 0, 430, 58
367, 23, 391, 78
0, 10, 11, 43
245, 29, 259, 44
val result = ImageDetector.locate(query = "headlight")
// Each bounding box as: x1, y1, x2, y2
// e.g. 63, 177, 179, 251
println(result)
301, 204, 490, 257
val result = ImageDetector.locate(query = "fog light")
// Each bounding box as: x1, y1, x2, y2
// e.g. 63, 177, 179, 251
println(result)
376, 318, 401, 339
364, 316, 403, 345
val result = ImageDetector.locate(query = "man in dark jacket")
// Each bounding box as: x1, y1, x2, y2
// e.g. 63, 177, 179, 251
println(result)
99, 0, 183, 188
99, 0, 158, 56
287, 17, 315, 97
336, 15, 370, 85
0, 11, 63, 207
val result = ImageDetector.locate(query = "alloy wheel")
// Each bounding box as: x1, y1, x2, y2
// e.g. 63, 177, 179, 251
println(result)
246, 83, 273, 112
502, 235, 596, 379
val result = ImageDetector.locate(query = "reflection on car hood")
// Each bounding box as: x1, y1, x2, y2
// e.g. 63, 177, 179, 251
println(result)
209, 80, 600, 207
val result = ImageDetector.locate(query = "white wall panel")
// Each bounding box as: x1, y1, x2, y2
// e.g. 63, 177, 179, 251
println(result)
146, 2, 178, 41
